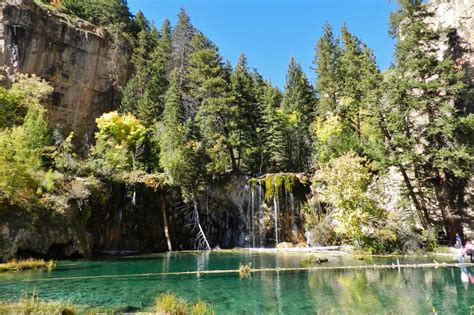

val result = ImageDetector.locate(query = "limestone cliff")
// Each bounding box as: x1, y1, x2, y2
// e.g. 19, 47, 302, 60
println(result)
428, 0, 474, 87
0, 0, 132, 147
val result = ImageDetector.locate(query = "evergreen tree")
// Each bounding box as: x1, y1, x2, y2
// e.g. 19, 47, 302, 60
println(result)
230, 54, 262, 173
158, 74, 205, 197
121, 18, 169, 126
281, 57, 316, 171
61, 0, 132, 31
381, 0, 471, 238
261, 83, 286, 172
188, 34, 236, 174
312, 24, 382, 164
171, 8, 197, 118
314, 22, 340, 117
339, 24, 364, 136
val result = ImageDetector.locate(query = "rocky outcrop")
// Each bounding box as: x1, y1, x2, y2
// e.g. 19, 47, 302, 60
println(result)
0, 206, 92, 261
0, 0, 132, 147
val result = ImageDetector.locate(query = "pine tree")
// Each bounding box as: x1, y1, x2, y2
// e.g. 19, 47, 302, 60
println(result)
148, 19, 173, 118
188, 33, 236, 174
158, 75, 203, 190
230, 54, 262, 173
281, 57, 316, 171
314, 22, 340, 117
121, 18, 169, 126
339, 24, 364, 136
171, 9, 196, 98
261, 83, 286, 172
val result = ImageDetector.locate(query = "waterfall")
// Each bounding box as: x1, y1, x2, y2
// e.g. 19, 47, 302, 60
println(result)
251, 186, 255, 248
273, 193, 279, 247
131, 188, 136, 207
244, 184, 250, 247
258, 184, 263, 248
247, 174, 307, 248
289, 192, 298, 232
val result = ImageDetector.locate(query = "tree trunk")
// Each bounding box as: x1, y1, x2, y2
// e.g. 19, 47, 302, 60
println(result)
161, 198, 172, 252
438, 169, 461, 241
227, 144, 238, 172
398, 164, 429, 229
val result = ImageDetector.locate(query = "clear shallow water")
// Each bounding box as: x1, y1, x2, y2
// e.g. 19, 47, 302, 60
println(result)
0, 251, 473, 314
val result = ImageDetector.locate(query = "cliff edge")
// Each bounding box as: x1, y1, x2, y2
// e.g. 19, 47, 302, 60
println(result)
0, 0, 132, 147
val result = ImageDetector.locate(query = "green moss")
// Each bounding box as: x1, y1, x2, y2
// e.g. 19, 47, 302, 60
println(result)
264, 175, 274, 201
249, 173, 310, 203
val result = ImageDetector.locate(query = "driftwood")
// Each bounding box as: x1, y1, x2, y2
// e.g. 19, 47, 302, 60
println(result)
23, 262, 474, 283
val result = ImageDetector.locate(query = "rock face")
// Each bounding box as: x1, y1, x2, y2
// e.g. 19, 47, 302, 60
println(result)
0, 0, 131, 147
428, 0, 474, 87
0, 206, 92, 261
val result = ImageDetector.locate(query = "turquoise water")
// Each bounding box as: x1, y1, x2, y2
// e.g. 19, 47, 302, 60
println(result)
0, 251, 473, 314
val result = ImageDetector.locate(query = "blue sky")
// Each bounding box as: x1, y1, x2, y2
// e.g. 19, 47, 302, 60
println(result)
128, 0, 398, 88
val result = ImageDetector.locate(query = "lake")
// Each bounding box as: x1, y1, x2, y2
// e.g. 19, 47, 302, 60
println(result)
0, 251, 473, 314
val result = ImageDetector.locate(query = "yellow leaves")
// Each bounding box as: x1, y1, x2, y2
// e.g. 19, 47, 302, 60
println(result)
91, 111, 146, 173
287, 110, 300, 125
95, 111, 146, 147
313, 114, 343, 143
95, 111, 146, 152
315, 151, 380, 241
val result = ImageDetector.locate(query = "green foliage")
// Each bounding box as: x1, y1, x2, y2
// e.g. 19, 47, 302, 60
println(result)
381, 0, 471, 238
171, 8, 196, 94
60, 0, 132, 31
261, 86, 286, 172
158, 76, 204, 196
312, 23, 382, 165
280, 58, 316, 172
315, 152, 383, 243
313, 22, 340, 117
0, 87, 24, 129
120, 18, 170, 127
230, 54, 263, 173
190, 34, 236, 174
421, 227, 439, 252
254, 173, 308, 202
0, 76, 54, 207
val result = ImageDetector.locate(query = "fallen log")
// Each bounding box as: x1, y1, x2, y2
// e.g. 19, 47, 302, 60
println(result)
22, 262, 474, 283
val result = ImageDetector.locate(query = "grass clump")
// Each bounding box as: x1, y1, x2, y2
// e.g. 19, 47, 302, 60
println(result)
154, 292, 188, 314
154, 292, 214, 315
0, 288, 75, 314
189, 300, 214, 315
0, 258, 55, 272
